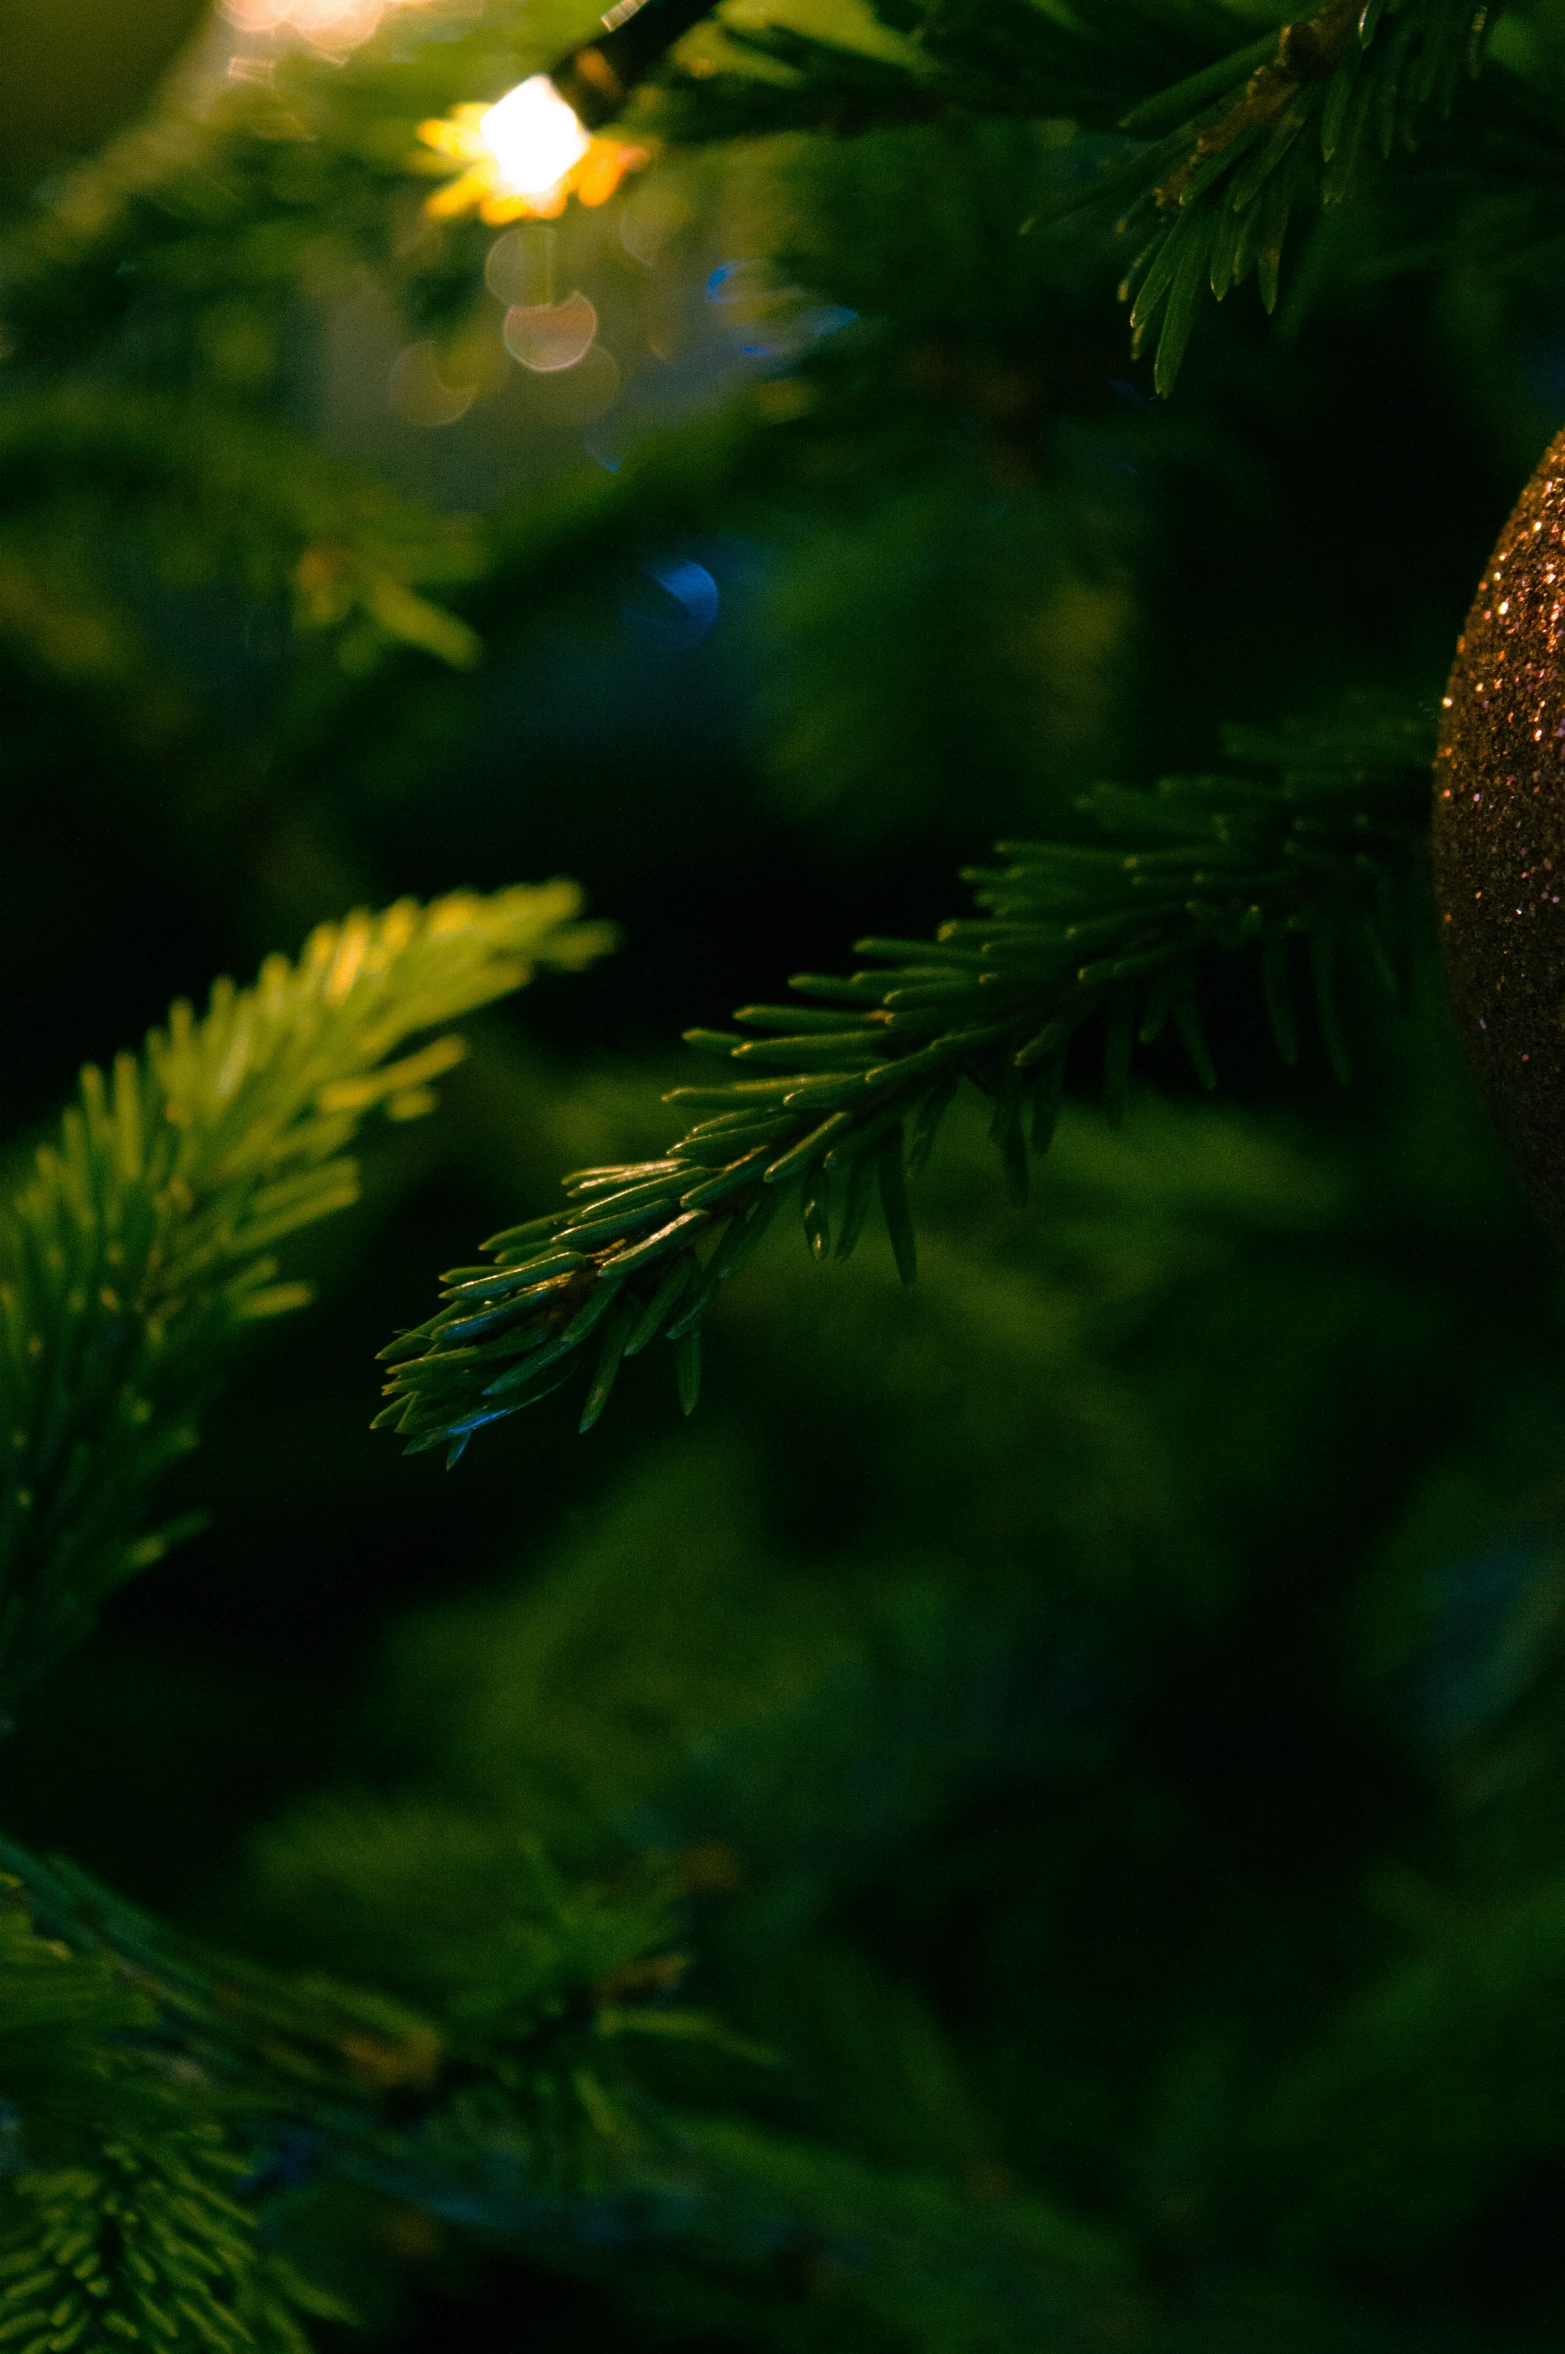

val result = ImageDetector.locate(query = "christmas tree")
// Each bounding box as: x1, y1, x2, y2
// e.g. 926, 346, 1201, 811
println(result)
4, 0, 1565, 2344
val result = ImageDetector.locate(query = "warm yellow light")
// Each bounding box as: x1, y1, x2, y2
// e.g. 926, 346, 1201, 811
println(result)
478, 76, 590, 201
416, 86, 649, 225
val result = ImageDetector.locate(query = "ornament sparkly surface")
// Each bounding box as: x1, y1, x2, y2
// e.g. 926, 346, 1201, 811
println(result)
1435, 429, 1565, 1239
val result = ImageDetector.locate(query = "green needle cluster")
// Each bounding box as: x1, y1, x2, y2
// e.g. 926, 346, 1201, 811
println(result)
0, 885, 612, 1709
378, 703, 1431, 1456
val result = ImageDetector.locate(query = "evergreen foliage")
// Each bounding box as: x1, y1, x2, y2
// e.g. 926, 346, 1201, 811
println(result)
0, 2131, 327, 2354
379, 700, 1431, 1449
0, 886, 609, 1702
8, 0, 1565, 2348
650, 0, 1501, 386
0, 1881, 330, 2353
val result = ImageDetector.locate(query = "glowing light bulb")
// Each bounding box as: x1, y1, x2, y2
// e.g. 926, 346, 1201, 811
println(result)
478, 77, 591, 203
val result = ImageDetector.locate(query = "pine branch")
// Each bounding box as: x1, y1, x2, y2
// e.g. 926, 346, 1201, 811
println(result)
0, 887, 613, 1708
647, 0, 1242, 142
649, 0, 1495, 392
1283, 57, 1565, 300
893, 0, 1250, 123
640, 19, 948, 143
0, 1882, 337, 2354
0, 1839, 1145, 2350
1101, 0, 1495, 391
0, 2134, 336, 2354
0, 1834, 687, 2346
377, 703, 1432, 1457
0, 1835, 729, 2247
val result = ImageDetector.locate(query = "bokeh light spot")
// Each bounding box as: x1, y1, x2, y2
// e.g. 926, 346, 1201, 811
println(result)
387, 341, 477, 428
621, 558, 720, 650
503, 292, 598, 374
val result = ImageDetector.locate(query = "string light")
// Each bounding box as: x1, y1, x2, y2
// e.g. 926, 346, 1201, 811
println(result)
479, 79, 591, 202
418, 98, 642, 225
417, 0, 714, 223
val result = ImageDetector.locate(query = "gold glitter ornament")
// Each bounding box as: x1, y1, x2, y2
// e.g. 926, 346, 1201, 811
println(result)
1434, 429, 1565, 1239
